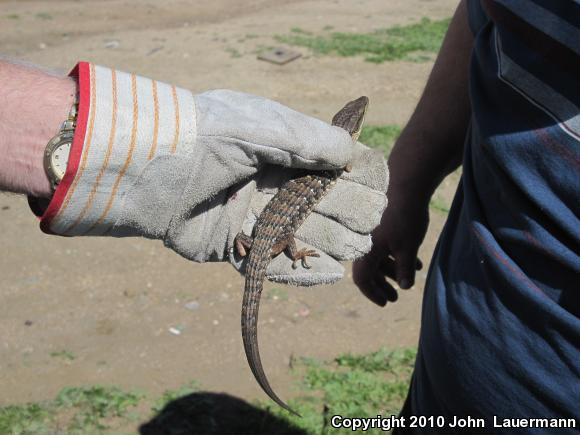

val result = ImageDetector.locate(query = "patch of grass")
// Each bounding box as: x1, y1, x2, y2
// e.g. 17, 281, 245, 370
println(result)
258, 347, 416, 434
290, 27, 312, 35
0, 385, 142, 433
429, 196, 450, 214
50, 349, 76, 361
153, 381, 200, 412
55, 386, 143, 431
0, 348, 416, 434
360, 125, 402, 156
35, 12, 53, 20
0, 403, 51, 434
276, 17, 450, 63
5, 14, 20, 19
334, 347, 416, 373
254, 44, 276, 55
225, 47, 242, 58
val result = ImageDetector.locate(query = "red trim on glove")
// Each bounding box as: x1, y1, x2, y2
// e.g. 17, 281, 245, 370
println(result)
38, 61, 91, 234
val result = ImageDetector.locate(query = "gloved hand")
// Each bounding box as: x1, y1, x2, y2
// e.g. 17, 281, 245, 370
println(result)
46, 65, 387, 286
228, 140, 388, 285
118, 91, 388, 285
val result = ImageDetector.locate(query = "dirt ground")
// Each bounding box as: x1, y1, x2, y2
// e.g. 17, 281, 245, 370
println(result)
0, 0, 459, 411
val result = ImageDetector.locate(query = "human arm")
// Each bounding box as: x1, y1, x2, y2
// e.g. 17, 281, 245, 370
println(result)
0, 60, 76, 198
353, 0, 474, 305
0, 60, 387, 286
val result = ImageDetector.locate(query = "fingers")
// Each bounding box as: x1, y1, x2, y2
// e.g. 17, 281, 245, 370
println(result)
195, 89, 354, 170
341, 142, 389, 192
394, 251, 421, 289
296, 213, 373, 261
312, 142, 388, 234
379, 254, 422, 287
352, 250, 423, 306
352, 256, 398, 307
314, 180, 387, 234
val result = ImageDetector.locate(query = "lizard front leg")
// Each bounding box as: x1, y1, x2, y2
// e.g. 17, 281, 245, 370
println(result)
234, 232, 253, 257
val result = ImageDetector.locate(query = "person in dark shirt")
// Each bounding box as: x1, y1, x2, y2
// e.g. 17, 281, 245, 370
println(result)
354, 1, 579, 432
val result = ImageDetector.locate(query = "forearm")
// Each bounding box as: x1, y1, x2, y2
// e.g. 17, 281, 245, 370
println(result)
0, 60, 76, 198
388, 0, 473, 203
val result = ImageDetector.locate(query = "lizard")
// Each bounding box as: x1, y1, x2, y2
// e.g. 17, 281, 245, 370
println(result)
234, 96, 369, 416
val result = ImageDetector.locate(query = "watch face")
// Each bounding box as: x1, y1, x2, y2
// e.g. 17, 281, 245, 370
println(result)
50, 142, 71, 180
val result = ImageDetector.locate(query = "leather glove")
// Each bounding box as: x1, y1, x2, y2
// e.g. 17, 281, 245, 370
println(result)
43, 64, 387, 285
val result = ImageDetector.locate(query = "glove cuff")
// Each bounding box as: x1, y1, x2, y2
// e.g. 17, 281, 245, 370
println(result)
35, 62, 196, 236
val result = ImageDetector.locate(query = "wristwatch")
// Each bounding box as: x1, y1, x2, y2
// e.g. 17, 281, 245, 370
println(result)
28, 94, 79, 217
43, 94, 79, 192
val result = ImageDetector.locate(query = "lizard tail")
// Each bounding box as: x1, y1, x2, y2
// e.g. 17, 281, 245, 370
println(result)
241, 257, 301, 417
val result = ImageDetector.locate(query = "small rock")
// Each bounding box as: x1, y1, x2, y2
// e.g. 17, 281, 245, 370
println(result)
184, 301, 200, 311
104, 40, 120, 49
212, 319, 219, 326
168, 327, 182, 336
297, 307, 310, 317
24, 320, 33, 326
38, 42, 47, 49
146, 46, 164, 56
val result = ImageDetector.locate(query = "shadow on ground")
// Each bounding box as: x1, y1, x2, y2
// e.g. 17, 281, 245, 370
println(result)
140, 392, 306, 435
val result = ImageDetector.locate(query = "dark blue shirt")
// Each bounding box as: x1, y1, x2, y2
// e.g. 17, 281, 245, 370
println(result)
407, 1, 579, 433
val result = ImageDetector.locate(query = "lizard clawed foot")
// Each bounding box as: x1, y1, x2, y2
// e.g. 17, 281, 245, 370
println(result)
291, 248, 320, 269
234, 233, 253, 257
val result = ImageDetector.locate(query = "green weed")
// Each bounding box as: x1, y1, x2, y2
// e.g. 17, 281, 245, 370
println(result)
55, 385, 142, 431
429, 196, 450, 214
0, 403, 51, 434
360, 125, 402, 156
35, 12, 53, 20
152, 381, 199, 412
258, 347, 416, 434
0, 348, 415, 434
276, 17, 450, 63
50, 349, 76, 361
225, 47, 242, 58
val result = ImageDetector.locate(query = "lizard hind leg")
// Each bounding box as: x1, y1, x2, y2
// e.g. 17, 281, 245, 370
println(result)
234, 232, 253, 257
283, 236, 320, 269
293, 248, 320, 269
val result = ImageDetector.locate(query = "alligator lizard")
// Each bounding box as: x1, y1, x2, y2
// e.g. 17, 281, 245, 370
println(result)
234, 96, 369, 415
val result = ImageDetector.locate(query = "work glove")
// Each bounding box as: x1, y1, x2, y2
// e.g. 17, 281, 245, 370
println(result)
43, 64, 388, 286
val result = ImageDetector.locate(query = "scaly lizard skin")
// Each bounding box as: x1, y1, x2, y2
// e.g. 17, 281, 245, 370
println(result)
234, 96, 369, 415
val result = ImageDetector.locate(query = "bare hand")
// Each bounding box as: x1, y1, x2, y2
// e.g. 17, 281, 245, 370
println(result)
353, 186, 428, 306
